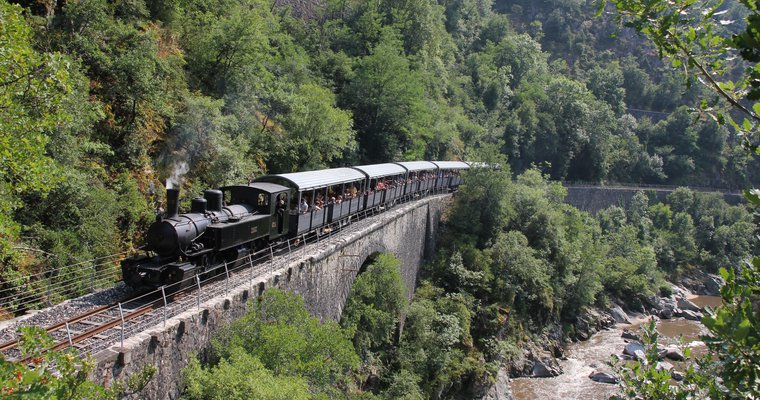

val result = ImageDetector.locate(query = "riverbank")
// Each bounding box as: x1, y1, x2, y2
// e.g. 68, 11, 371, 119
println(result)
507, 293, 721, 399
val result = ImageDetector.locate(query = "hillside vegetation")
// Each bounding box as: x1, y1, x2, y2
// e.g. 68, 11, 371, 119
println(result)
2, 0, 760, 397
2, 0, 757, 306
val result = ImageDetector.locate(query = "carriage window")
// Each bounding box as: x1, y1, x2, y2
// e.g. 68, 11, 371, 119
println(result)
257, 193, 268, 206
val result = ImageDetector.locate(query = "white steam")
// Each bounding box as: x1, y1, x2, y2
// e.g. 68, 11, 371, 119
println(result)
166, 161, 189, 189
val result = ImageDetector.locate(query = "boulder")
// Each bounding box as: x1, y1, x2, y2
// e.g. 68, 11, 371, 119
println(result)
609, 305, 631, 324
621, 329, 640, 341
671, 370, 685, 381
659, 308, 673, 319
623, 342, 645, 357
589, 371, 619, 384
651, 295, 678, 310
665, 347, 685, 361
479, 368, 513, 400
531, 359, 561, 378
633, 349, 648, 365
704, 275, 724, 296
655, 361, 674, 372
677, 309, 703, 321
670, 285, 690, 298
677, 298, 701, 312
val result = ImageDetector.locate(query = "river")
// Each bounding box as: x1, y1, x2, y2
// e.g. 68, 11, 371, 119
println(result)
510, 295, 722, 399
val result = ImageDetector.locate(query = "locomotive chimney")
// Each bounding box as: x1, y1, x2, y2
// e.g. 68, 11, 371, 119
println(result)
166, 188, 180, 218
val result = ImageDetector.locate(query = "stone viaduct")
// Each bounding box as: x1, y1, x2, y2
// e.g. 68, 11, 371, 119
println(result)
93, 195, 451, 400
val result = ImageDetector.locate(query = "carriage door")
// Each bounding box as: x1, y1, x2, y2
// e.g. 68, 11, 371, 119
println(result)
273, 192, 288, 236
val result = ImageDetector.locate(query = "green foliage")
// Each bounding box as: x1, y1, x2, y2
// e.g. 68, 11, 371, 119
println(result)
344, 31, 431, 162
2, 0, 758, 395
0, 1, 69, 200
701, 263, 760, 398
599, 0, 760, 145
52, 0, 183, 168
393, 283, 480, 398
341, 253, 407, 363
447, 164, 514, 248
0, 0, 84, 265
270, 83, 356, 172
183, 347, 311, 400
602, 226, 661, 299
487, 231, 553, 316
442, 168, 608, 325
211, 289, 359, 393
0, 327, 155, 399
179, 0, 277, 95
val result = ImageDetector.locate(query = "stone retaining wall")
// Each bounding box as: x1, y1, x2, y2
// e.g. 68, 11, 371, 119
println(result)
564, 185, 743, 214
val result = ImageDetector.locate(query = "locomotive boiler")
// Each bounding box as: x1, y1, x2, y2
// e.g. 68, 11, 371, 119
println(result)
121, 183, 290, 290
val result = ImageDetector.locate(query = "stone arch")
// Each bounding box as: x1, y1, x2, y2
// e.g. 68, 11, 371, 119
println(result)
334, 245, 387, 318
357, 251, 385, 275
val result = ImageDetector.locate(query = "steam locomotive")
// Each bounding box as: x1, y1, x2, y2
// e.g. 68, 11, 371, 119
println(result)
121, 161, 469, 290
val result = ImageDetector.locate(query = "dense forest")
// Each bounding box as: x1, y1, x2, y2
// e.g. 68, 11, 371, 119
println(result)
2, 0, 760, 398
2, 0, 759, 300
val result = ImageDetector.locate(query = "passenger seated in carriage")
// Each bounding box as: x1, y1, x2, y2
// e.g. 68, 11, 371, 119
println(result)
299, 198, 309, 214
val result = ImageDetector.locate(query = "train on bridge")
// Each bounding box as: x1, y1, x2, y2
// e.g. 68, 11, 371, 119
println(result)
121, 161, 470, 290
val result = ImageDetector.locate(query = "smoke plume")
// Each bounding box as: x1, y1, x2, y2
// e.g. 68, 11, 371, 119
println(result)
166, 161, 189, 189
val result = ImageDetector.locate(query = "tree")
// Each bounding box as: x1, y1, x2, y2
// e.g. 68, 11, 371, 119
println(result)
344, 31, 431, 162
446, 165, 514, 248
270, 83, 356, 172
587, 61, 626, 115
340, 253, 407, 363
179, 0, 276, 96
394, 283, 477, 398
487, 231, 553, 317
183, 347, 311, 400
211, 289, 359, 392
52, 0, 182, 169
599, 0, 760, 144
0, 0, 87, 269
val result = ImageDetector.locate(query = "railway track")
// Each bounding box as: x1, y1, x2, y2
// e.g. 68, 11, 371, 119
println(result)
0, 191, 451, 362
0, 293, 166, 361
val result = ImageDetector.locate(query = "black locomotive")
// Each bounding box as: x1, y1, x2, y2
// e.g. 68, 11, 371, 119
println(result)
121, 161, 468, 290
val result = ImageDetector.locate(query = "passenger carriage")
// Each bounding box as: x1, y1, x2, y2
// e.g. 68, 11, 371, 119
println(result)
431, 161, 469, 190
255, 168, 367, 235
396, 161, 438, 196
352, 163, 407, 209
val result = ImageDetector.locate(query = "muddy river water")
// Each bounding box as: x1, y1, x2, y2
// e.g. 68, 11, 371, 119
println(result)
510, 296, 722, 400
